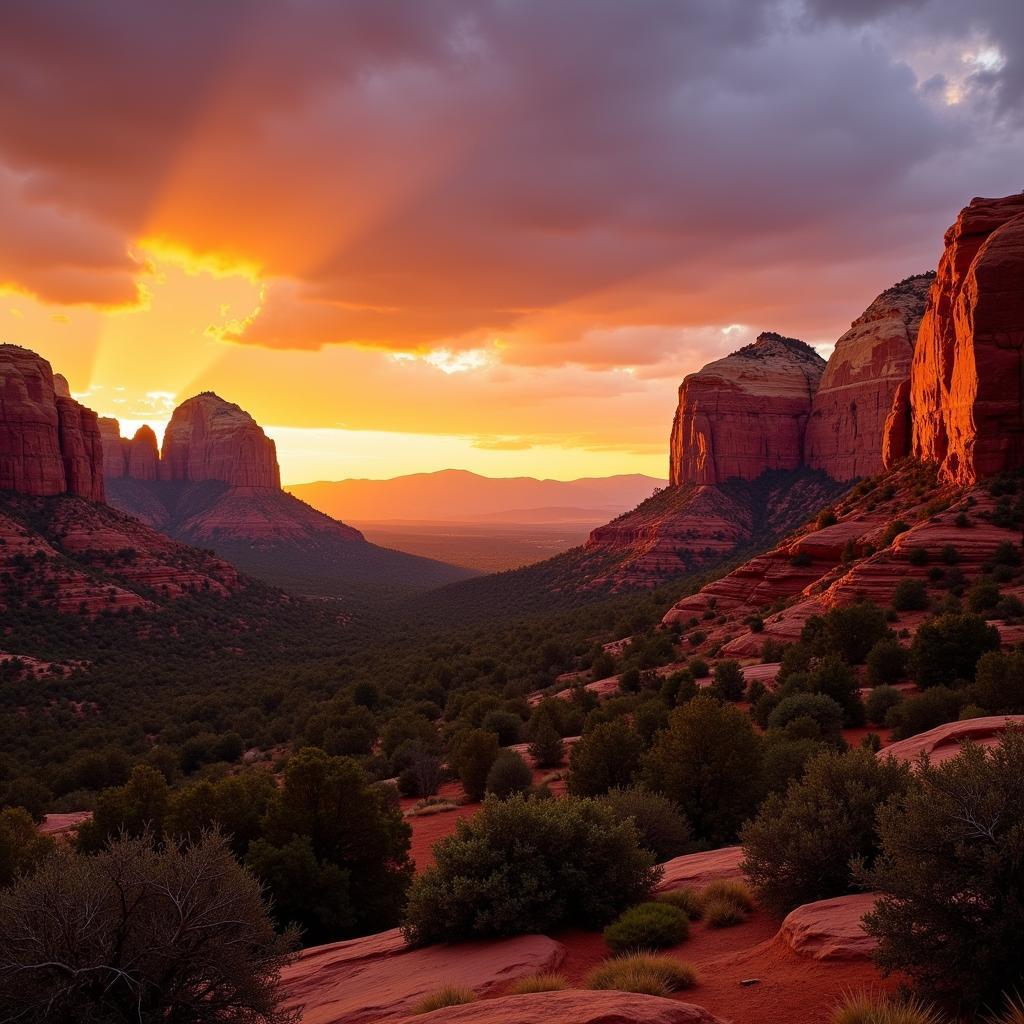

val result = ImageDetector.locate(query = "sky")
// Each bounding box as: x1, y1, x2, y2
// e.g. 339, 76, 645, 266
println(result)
1, 1, 1022, 484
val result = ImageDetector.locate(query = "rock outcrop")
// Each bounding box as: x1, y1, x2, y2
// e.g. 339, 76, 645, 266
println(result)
127, 425, 159, 481
806, 276, 932, 480
0, 344, 104, 501
779, 893, 879, 961
393, 991, 726, 1024
656, 846, 745, 891
881, 715, 1024, 766
279, 929, 566, 1024
159, 393, 281, 489
669, 333, 825, 486
98, 417, 128, 479
884, 194, 1024, 484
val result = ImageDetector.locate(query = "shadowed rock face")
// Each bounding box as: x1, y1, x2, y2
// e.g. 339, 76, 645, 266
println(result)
806, 276, 931, 481
0, 344, 104, 501
669, 333, 825, 487
885, 194, 1024, 484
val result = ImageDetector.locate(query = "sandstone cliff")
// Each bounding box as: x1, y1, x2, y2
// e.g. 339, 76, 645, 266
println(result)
669, 333, 825, 487
884, 193, 1024, 484
0, 344, 104, 501
805, 275, 932, 480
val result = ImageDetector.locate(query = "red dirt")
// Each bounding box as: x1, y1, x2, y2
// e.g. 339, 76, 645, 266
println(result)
552, 910, 892, 1024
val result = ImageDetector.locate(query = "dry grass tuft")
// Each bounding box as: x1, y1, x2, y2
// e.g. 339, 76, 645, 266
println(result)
505, 972, 570, 995
585, 953, 697, 997
411, 985, 477, 1014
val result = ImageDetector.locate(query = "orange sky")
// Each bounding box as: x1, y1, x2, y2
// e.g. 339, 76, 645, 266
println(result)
1, 2, 1020, 482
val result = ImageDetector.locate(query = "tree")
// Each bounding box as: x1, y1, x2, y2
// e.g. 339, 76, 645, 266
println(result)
865, 638, 907, 686
450, 729, 499, 801
528, 720, 564, 769
484, 749, 533, 798
767, 692, 844, 741
862, 730, 1024, 1009
480, 710, 523, 745
864, 685, 903, 727
398, 745, 445, 798
167, 770, 277, 857
402, 795, 658, 943
741, 748, 909, 914
642, 696, 763, 846
885, 686, 962, 740
806, 655, 865, 726
908, 613, 999, 687
971, 650, 1024, 713
77, 764, 170, 853
892, 578, 928, 612
712, 660, 745, 701
568, 720, 643, 797
247, 747, 412, 943
0, 832, 298, 1024
601, 787, 692, 862
808, 603, 892, 664
0, 807, 53, 887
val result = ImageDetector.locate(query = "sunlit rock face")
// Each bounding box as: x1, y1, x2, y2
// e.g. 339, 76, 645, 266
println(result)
159, 392, 281, 490
0, 344, 104, 501
805, 276, 931, 481
669, 332, 825, 487
884, 194, 1024, 484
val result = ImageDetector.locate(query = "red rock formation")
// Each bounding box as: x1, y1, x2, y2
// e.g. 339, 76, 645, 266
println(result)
881, 715, 1024, 766
128, 425, 159, 480
779, 893, 879, 961
279, 930, 566, 1024
160, 392, 280, 489
98, 417, 129, 478
656, 846, 745, 891
886, 194, 1024, 483
669, 333, 825, 486
881, 378, 912, 470
806, 276, 931, 480
56, 396, 105, 501
0, 344, 104, 500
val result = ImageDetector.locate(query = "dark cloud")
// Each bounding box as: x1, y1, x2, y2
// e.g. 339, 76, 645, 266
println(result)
0, 0, 1021, 348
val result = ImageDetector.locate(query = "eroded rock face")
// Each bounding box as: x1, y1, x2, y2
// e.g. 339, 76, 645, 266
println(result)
806, 277, 931, 481
393, 991, 726, 1024
279, 930, 566, 1024
128, 425, 159, 481
881, 715, 1024, 766
656, 846, 745, 891
160, 393, 281, 489
0, 344, 104, 500
98, 417, 129, 479
887, 194, 1024, 484
669, 333, 825, 486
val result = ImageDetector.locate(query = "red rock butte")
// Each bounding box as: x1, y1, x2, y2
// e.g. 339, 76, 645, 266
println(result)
805, 275, 932, 481
669, 332, 825, 487
884, 193, 1024, 485
0, 344, 104, 502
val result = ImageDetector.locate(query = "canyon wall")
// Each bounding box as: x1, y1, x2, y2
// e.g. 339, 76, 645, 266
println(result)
884, 194, 1024, 484
805, 276, 931, 480
668, 332, 825, 486
0, 344, 104, 501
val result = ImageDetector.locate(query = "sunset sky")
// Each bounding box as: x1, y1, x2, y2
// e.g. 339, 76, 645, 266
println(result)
2, 1, 1022, 483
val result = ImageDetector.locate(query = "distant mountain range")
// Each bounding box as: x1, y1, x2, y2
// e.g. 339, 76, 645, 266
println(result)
287, 470, 668, 524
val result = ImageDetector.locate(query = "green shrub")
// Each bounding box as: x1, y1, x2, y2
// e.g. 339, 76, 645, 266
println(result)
810, 604, 893, 664
866, 639, 907, 686
0, 807, 54, 887
568, 720, 643, 797
768, 693, 844, 739
967, 579, 1001, 613
402, 795, 658, 943
712, 659, 746, 701
885, 687, 962, 740
880, 520, 910, 547
863, 728, 1024, 1009
864, 685, 903, 726
642, 696, 764, 846
601, 787, 692, 862
450, 729, 500, 802
656, 886, 702, 920
807, 655, 866, 726
484, 750, 533, 798
411, 986, 476, 1014
972, 651, 1024, 713
908, 613, 999, 686
527, 721, 564, 769
585, 953, 697, 995
907, 547, 929, 567
741, 748, 910, 914
480, 710, 523, 745
603, 901, 689, 952
892, 579, 929, 612
688, 657, 709, 677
